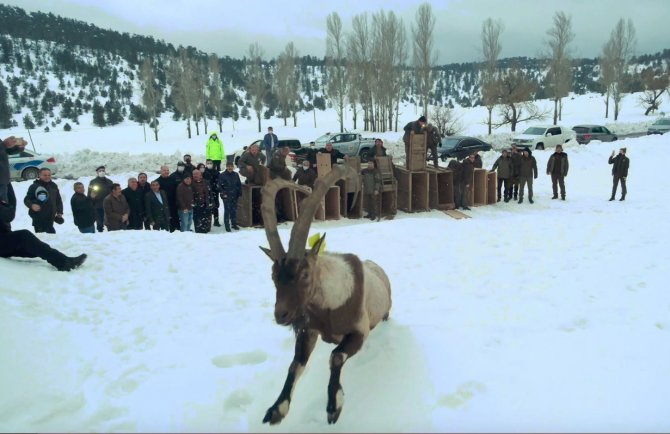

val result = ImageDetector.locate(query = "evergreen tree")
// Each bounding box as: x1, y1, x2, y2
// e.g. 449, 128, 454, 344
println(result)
0, 82, 12, 128
92, 100, 106, 126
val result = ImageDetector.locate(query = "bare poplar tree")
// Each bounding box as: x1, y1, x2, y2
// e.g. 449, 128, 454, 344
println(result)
599, 40, 616, 118
140, 57, 160, 141
607, 18, 637, 121
347, 13, 374, 130
326, 12, 348, 133
481, 18, 503, 135
372, 10, 407, 131
168, 48, 198, 138
246, 42, 267, 133
275, 42, 301, 127
412, 2, 437, 117
207, 54, 224, 133
545, 11, 574, 125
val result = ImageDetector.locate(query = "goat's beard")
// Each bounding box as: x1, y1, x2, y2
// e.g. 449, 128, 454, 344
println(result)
290, 310, 309, 334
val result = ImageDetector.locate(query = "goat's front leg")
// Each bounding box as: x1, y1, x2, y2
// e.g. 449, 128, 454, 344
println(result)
326, 331, 365, 424
263, 328, 318, 425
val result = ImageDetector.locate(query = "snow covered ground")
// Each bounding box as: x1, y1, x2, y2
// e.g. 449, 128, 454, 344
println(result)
1, 92, 669, 432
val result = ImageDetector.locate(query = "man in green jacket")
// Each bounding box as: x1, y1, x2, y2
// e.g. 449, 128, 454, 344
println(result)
206, 132, 225, 171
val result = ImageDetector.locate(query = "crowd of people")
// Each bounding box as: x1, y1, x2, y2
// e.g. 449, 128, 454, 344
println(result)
1, 125, 631, 271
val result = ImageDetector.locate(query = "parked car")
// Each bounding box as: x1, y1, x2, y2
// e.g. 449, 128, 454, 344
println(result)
572, 124, 618, 144
647, 117, 670, 135
312, 132, 377, 162
432, 136, 493, 161
229, 138, 302, 167
8, 149, 58, 180
511, 124, 574, 150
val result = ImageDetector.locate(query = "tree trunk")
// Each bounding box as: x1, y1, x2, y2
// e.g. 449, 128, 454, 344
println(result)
257, 112, 262, 133
604, 90, 610, 118
487, 106, 493, 135
186, 119, 192, 139
510, 105, 518, 132
558, 98, 563, 121
218, 119, 223, 132
313, 108, 316, 128
553, 98, 558, 125
203, 116, 208, 133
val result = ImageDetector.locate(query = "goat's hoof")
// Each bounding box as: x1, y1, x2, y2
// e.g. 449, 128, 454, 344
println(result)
262, 402, 288, 425
327, 407, 342, 424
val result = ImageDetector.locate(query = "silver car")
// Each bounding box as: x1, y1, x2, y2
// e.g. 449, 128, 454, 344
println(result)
647, 117, 670, 135
7, 149, 58, 180
572, 125, 618, 144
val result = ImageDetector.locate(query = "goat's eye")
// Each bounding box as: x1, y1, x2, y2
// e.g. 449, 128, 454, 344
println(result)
300, 271, 310, 281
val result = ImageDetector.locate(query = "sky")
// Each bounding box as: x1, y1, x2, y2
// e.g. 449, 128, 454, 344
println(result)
2, 91, 670, 431
4, 0, 669, 63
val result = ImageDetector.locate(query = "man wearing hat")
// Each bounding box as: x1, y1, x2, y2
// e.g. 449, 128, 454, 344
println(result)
402, 115, 427, 167
87, 165, 114, 232
608, 147, 630, 201
268, 142, 292, 181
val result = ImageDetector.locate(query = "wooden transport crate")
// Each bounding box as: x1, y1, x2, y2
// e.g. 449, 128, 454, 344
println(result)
394, 166, 429, 213
473, 168, 488, 206
237, 184, 298, 227
335, 179, 363, 219
487, 171, 497, 204
426, 167, 455, 210
407, 132, 427, 171
237, 184, 263, 227
295, 185, 340, 221
316, 152, 332, 178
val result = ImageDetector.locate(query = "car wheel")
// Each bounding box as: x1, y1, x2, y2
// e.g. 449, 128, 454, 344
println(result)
612, 137, 618, 141
359, 148, 370, 163
22, 167, 40, 180
536, 143, 545, 150
440, 155, 447, 162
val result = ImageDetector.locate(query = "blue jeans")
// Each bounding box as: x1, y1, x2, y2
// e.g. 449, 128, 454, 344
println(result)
78, 225, 95, 234
179, 209, 193, 232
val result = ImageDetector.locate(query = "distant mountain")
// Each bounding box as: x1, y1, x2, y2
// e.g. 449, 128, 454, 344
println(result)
1, 3, 669, 132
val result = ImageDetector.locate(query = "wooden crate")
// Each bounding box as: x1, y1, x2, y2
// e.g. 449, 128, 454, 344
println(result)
408, 132, 427, 171
394, 166, 429, 213
238, 184, 297, 227
381, 185, 397, 217
473, 168, 488, 206
316, 152, 332, 178
237, 184, 263, 227
295, 185, 340, 221
487, 171, 497, 205
426, 167, 455, 210
335, 178, 363, 219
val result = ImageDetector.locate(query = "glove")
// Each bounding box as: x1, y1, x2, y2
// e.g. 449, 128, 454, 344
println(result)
54, 215, 64, 225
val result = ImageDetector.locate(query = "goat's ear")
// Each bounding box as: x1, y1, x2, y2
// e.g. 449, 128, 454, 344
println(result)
309, 233, 326, 258
259, 246, 275, 261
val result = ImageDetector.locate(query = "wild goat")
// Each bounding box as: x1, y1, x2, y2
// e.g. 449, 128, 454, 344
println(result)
259, 165, 392, 425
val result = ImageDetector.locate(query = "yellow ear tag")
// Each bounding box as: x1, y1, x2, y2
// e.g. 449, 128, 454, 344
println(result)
307, 232, 327, 255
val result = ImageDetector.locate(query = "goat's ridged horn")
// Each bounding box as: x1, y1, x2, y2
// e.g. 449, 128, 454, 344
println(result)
261, 179, 313, 260
287, 165, 360, 259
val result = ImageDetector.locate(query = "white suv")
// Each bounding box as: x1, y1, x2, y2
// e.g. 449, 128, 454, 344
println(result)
512, 125, 575, 150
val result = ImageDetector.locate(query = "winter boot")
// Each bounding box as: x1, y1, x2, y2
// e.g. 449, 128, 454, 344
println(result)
55, 253, 87, 272
609, 197, 615, 201
518, 198, 523, 204
529, 198, 534, 204
213, 216, 221, 227
552, 195, 558, 199
231, 221, 240, 230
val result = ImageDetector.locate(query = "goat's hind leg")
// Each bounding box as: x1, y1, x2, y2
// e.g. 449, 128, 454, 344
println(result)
326, 332, 365, 424
263, 328, 318, 425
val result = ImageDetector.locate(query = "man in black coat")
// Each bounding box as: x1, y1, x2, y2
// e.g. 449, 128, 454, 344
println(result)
137, 172, 152, 229
318, 142, 347, 167
203, 159, 221, 227
88, 165, 114, 232
70, 181, 96, 233
145, 180, 171, 231
154, 165, 179, 232
24, 168, 63, 234
1, 183, 86, 271
122, 177, 145, 230
609, 147, 630, 201
218, 162, 242, 231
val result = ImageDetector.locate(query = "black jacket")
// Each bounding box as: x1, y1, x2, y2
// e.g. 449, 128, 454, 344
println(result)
144, 190, 170, 227
0, 183, 16, 233
318, 148, 346, 165
122, 186, 145, 227
154, 175, 177, 210
88, 176, 114, 209
70, 192, 96, 228
24, 179, 63, 226
218, 170, 242, 202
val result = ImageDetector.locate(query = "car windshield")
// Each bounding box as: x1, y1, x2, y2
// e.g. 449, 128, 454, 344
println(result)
522, 127, 547, 135
441, 138, 461, 149
314, 134, 332, 144
572, 127, 589, 133
653, 118, 670, 125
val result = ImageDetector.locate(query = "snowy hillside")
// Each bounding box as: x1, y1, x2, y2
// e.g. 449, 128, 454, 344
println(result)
1, 93, 670, 432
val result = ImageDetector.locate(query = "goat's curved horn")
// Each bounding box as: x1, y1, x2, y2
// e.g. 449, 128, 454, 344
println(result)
287, 165, 360, 259
261, 179, 313, 260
